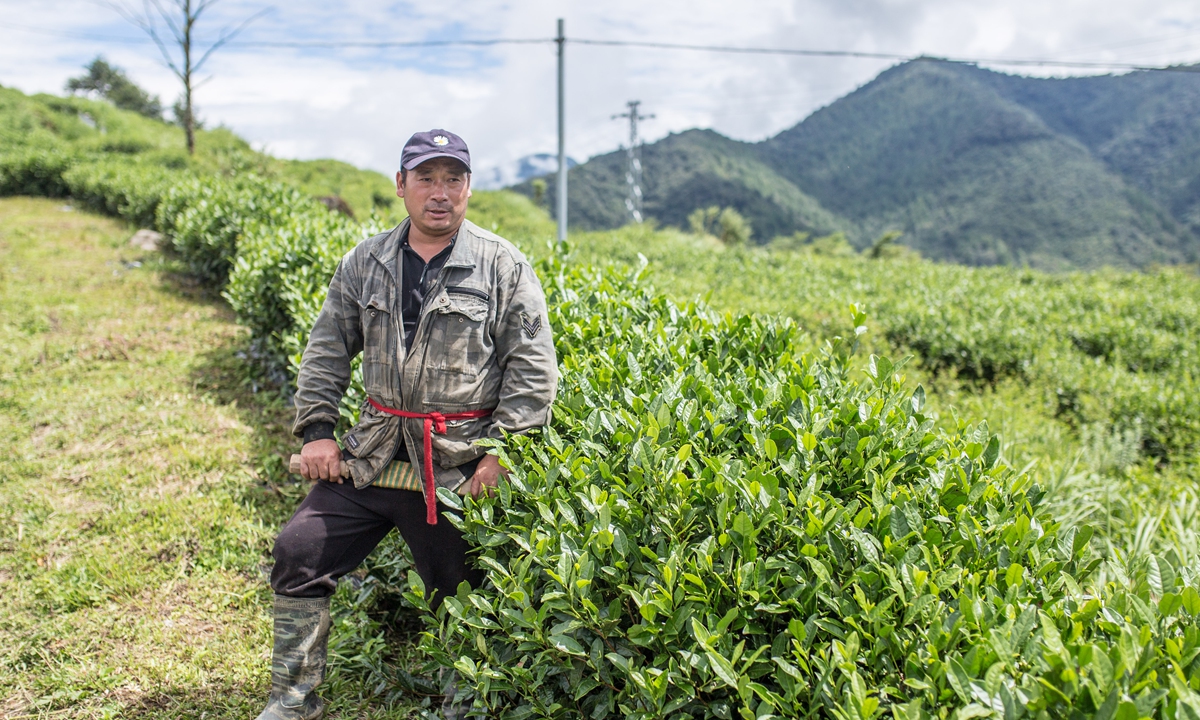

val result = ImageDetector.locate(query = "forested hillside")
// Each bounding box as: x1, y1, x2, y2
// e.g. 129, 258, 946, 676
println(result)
537, 128, 850, 240
521, 59, 1200, 269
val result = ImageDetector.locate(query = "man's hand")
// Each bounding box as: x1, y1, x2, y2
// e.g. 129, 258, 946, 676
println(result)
300, 438, 343, 483
468, 454, 509, 498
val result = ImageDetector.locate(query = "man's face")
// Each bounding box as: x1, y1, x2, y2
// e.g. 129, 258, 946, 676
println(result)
396, 158, 471, 239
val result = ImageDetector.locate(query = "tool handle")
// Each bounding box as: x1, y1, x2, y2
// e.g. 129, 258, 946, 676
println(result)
289, 454, 350, 479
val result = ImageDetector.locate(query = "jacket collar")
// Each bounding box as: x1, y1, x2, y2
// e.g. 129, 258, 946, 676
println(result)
369, 216, 481, 283
369, 218, 407, 286
444, 219, 481, 269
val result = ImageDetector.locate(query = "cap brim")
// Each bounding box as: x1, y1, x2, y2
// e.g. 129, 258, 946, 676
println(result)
403, 152, 471, 171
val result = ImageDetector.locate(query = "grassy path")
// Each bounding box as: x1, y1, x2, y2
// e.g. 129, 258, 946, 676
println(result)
0, 198, 413, 718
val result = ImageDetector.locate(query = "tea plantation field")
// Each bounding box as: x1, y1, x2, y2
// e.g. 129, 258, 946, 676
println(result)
4, 86, 1200, 719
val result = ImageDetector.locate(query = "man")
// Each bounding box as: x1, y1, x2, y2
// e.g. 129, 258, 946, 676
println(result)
256, 129, 558, 720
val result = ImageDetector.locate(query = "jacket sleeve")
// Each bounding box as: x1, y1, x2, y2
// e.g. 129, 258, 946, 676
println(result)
490, 259, 558, 437
291, 255, 364, 438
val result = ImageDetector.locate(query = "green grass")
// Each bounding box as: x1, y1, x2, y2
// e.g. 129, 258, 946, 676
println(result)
0, 197, 424, 718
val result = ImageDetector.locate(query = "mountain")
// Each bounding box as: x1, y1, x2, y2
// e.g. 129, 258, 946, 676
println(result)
975, 67, 1200, 239
536, 129, 848, 240
516, 60, 1200, 269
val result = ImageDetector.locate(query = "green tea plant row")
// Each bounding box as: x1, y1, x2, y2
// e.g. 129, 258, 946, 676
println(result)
6, 146, 1200, 718
565, 228, 1200, 465
406, 263, 1200, 719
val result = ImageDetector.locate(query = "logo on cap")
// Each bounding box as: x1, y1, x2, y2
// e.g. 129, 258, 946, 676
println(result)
434, 135, 449, 146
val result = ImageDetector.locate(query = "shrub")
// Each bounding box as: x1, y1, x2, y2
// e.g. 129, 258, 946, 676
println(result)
401, 263, 1200, 720
0, 148, 75, 197
62, 157, 176, 227
224, 202, 379, 383
158, 176, 321, 287
688, 206, 753, 245
0, 149, 178, 227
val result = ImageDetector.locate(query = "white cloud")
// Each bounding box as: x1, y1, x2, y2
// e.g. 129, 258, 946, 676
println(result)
2, 0, 1198, 179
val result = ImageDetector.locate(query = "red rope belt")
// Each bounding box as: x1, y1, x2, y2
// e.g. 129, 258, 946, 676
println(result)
367, 397, 493, 524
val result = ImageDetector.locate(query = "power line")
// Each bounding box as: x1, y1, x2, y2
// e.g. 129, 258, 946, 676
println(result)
2, 19, 1197, 72
0, 20, 550, 49
0, 20, 147, 44
232, 38, 552, 48
570, 37, 1200, 73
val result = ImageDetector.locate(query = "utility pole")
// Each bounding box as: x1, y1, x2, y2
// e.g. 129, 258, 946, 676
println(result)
556, 18, 567, 243
612, 100, 654, 224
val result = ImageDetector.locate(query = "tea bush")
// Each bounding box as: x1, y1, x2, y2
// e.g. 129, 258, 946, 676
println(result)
0, 147, 75, 197
61, 157, 177, 227
224, 200, 381, 399
159, 175, 325, 286
406, 263, 1200, 720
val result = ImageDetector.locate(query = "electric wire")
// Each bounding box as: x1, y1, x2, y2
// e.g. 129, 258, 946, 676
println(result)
1, 19, 1197, 73
569, 38, 1200, 73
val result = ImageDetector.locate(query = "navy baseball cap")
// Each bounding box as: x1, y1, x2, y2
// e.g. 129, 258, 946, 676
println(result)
401, 129, 471, 172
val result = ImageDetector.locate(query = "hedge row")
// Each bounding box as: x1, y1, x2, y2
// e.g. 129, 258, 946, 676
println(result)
5, 147, 1200, 718
405, 264, 1200, 719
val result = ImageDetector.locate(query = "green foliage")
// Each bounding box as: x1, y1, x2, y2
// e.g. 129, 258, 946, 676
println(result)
0, 149, 178, 226
519, 129, 847, 242
61, 157, 177, 227
273, 157, 404, 222
562, 222, 1200, 585
688, 206, 753, 245
0, 148, 74, 197
403, 263, 1200, 719
65, 56, 164, 119
466, 189, 557, 244
567, 226, 1200, 460
225, 197, 381, 385
802, 233, 859, 257
158, 175, 323, 286
0, 84, 404, 219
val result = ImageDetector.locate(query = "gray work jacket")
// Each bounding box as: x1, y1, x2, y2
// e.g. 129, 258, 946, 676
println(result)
291, 217, 558, 491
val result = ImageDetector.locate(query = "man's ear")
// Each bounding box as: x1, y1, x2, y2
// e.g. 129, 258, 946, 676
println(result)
395, 171, 405, 199
465, 174, 472, 199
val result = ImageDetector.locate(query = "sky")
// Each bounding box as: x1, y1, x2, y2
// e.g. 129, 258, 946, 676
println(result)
2, 0, 1199, 187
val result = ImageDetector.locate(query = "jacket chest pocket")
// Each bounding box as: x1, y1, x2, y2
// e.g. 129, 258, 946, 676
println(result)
359, 293, 396, 394
428, 290, 492, 376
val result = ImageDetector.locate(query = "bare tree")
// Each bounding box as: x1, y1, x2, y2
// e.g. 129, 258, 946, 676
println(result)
103, 0, 267, 154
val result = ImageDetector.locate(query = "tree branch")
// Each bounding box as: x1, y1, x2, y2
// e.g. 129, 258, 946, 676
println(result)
146, 0, 184, 45
193, 7, 270, 73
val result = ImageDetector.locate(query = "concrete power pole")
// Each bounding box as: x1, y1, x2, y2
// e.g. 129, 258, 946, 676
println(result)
556, 19, 567, 243
612, 100, 654, 224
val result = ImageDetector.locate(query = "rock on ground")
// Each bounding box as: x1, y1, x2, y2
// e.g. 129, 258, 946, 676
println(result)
130, 229, 163, 251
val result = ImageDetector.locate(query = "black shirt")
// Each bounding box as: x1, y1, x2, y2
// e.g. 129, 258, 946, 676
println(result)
390, 228, 455, 463
400, 229, 454, 350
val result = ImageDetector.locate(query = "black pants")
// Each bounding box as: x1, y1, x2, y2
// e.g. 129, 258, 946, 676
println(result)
270, 481, 483, 608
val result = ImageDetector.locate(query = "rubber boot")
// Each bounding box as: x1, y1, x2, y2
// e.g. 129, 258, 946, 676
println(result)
255, 594, 331, 720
